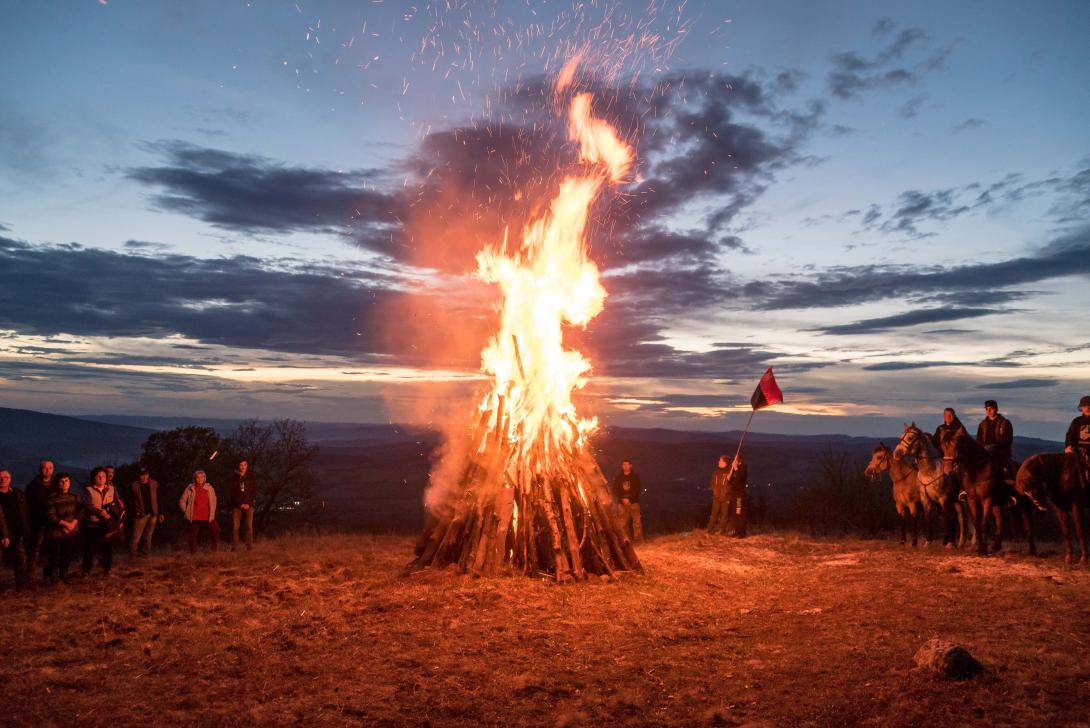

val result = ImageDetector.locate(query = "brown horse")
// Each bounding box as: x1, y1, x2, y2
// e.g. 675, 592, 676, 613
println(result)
1016, 453, 1087, 564
942, 427, 1004, 555
866, 442, 924, 546
893, 423, 967, 547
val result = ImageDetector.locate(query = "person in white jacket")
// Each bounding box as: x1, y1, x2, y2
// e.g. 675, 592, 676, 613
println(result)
179, 471, 219, 554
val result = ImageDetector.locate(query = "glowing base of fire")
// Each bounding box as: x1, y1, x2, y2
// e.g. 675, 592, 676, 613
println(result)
412, 410, 642, 580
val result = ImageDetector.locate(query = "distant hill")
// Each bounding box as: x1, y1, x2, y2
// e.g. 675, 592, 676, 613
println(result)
0, 407, 152, 483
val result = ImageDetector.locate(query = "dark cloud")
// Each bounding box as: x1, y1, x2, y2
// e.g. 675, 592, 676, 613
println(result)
951, 117, 985, 133
756, 226, 1090, 310
975, 379, 1059, 390
862, 360, 962, 371
828, 23, 947, 100
0, 235, 400, 360
128, 141, 400, 242
816, 307, 1002, 335
898, 95, 926, 119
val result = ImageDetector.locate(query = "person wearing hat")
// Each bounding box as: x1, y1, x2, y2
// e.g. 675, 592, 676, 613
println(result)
976, 399, 1013, 476
128, 467, 163, 557
1064, 396, 1090, 482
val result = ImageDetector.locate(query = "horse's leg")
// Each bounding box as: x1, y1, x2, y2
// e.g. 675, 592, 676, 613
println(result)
897, 503, 907, 545
988, 497, 1002, 553
1023, 506, 1036, 557
910, 502, 919, 548
1072, 504, 1088, 566
956, 499, 968, 549
923, 499, 934, 546
1054, 506, 1072, 564
966, 496, 985, 555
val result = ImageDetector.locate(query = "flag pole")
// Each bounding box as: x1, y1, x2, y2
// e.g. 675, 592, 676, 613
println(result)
731, 408, 756, 468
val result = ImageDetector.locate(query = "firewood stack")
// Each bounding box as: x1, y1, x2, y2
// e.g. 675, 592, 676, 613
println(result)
412, 403, 642, 580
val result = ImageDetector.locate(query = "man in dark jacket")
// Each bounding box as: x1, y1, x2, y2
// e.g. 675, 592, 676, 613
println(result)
128, 467, 163, 557
977, 399, 1014, 464
612, 459, 643, 543
1065, 395, 1090, 483
23, 459, 55, 583
228, 459, 257, 551
707, 456, 731, 534
0, 469, 31, 588
725, 454, 749, 537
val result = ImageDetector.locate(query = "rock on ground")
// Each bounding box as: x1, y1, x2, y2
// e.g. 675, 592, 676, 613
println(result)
914, 638, 983, 679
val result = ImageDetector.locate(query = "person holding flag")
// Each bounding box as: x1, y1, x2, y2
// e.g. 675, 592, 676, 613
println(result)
723, 368, 783, 536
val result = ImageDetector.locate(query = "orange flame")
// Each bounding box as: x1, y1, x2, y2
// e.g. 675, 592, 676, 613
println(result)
473, 62, 632, 469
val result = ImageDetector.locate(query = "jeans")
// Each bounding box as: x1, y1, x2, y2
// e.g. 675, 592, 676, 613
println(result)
231, 507, 254, 549
615, 502, 643, 542
130, 515, 157, 555
82, 525, 113, 574
708, 497, 728, 532
188, 519, 220, 554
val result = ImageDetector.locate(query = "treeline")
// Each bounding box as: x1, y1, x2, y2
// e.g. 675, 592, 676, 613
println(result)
114, 419, 323, 547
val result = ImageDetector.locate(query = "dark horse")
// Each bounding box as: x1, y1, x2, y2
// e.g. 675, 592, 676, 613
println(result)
1016, 453, 1087, 564
943, 427, 1036, 555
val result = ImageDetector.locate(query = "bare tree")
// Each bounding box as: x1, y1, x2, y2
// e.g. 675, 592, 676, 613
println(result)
224, 419, 319, 532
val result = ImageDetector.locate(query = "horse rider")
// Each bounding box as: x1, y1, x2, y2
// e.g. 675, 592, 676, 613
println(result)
976, 398, 1015, 480
932, 407, 966, 497
1065, 395, 1090, 484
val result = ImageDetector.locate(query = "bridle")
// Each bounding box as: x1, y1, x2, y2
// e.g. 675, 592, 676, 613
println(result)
896, 427, 945, 488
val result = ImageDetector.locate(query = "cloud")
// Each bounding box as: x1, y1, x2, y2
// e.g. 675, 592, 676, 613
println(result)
951, 117, 985, 133
128, 141, 400, 241
815, 307, 1002, 335
0, 234, 405, 360
827, 24, 941, 100
975, 379, 1059, 390
756, 226, 1090, 310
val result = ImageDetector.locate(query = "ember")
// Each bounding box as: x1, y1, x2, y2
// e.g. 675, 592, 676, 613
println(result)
413, 58, 641, 580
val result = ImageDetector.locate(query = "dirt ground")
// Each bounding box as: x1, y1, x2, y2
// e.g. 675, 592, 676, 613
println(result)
2, 531, 1088, 727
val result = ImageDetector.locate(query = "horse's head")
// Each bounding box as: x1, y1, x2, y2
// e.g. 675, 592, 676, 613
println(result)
865, 443, 890, 481
938, 426, 968, 460
893, 422, 924, 461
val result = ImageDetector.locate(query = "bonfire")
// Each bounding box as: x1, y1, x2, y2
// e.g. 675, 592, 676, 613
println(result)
413, 60, 642, 580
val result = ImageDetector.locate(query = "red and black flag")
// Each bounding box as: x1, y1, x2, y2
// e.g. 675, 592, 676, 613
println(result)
749, 367, 783, 410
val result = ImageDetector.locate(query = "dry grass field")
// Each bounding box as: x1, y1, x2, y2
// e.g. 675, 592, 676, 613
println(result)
2, 532, 1088, 727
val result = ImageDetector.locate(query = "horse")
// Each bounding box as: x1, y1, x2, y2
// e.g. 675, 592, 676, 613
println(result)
893, 423, 967, 547
865, 442, 924, 546
941, 427, 1005, 555
1016, 453, 1087, 564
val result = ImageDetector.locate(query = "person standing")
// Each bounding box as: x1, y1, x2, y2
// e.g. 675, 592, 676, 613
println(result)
128, 467, 163, 557
23, 460, 55, 583
725, 453, 749, 537
612, 459, 643, 543
179, 471, 220, 554
228, 459, 256, 551
1065, 395, 1090, 482
82, 466, 122, 577
45, 473, 81, 585
0, 469, 30, 589
707, 456, 732, 534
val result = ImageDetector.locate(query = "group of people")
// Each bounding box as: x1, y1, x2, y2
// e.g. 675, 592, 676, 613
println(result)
0, 459, 259, 589
931, 396, 1090, 484
610, 452, 751, 544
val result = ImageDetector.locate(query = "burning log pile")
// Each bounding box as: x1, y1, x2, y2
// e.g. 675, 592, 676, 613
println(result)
413, 342, 642, 581
412, 58, 643, 580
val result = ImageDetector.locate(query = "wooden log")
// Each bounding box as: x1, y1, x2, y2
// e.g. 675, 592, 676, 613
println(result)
558, 480, 586, 580
485, 487, 516, 575
539, 475, 572, 581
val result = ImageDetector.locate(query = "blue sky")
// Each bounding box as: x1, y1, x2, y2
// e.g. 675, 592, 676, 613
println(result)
1, 0, 1088, 438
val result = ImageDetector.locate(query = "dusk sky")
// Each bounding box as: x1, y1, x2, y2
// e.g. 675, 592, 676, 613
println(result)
1, 0, 1088, 438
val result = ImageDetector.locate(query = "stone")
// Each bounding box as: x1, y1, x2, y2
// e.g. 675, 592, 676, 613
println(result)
914, 638, 983, 679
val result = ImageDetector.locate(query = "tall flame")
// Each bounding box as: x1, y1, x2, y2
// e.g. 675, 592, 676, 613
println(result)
474, 77, 632, 470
